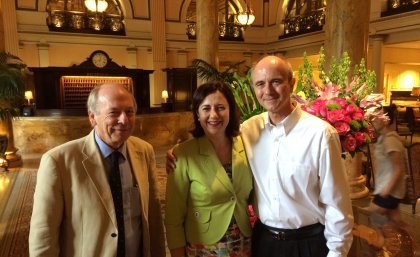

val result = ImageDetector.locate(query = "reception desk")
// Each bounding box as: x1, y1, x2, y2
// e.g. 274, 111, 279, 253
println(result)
12, 112, 194, 156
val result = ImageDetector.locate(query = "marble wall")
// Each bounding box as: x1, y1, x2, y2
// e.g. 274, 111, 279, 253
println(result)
12, 112, 194, 156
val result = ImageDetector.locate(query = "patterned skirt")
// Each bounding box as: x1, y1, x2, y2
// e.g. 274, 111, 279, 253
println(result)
186, 217, 251, 257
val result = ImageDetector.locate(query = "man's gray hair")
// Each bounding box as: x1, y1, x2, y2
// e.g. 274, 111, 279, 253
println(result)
87, 84, 137, 114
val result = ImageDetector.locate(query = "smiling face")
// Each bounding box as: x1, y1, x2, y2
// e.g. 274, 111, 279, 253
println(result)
88, 84, 136, 149
197, 90, 230, 140
252, 56, 295, 123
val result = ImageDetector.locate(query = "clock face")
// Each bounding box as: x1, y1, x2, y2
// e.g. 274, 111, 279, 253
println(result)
92, 51, 108, 68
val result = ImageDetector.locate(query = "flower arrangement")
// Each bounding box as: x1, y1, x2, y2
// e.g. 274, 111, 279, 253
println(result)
293, 48, 377, 157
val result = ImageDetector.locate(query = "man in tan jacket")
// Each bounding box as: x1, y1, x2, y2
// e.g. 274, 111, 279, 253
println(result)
29, 84, 166, 257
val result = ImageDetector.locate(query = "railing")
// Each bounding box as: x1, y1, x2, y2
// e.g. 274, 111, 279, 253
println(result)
279, 9, 325, 39
381, 0, 420, 17
186, 22, 244, 41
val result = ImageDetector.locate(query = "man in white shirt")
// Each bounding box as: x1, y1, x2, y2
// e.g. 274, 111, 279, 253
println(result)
243, 56, 353, 257
166, 56, 353, 257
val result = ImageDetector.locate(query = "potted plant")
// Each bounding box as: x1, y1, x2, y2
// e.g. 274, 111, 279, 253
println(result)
0, 51, 27, 167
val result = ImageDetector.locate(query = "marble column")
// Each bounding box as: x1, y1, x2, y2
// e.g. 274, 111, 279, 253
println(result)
0, 0, 19, 55
324, 0, 371, 69
37, 42, 50, 67
126, 45, 138, 69
324, 0, 371, 199
370, 35, 385, 94
150, 0, 167, 106
176, 50, 188, 68
196, 0, 219, 85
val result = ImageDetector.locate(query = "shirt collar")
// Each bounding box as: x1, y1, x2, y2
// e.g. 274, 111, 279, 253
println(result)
94, 130, 127, 159
263, 101, 302, 136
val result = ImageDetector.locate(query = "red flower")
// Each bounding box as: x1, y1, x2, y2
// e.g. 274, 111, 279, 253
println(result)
354, 132, 366, 145
327, 109, 345, 123
334, 121, 351, 136
342, 135, 357, 152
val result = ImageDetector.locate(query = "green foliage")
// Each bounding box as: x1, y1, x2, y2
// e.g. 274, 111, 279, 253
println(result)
192, 59, 264, 123
295, 47, 376, 105
0, 51, 27, 120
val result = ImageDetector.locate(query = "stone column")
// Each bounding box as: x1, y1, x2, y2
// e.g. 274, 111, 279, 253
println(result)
150, 0, 167, 106
126, 45, 138, 69
324, 0, 371, 199
371, 35, 385, 94
37, 42, 50, 67
196, 0, 219, 85
176, 50, 188, 68
324, 0, 371, 69
0, 0, 19, 55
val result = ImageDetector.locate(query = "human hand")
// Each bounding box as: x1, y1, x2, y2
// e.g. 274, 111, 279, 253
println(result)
165, 140, 179, 174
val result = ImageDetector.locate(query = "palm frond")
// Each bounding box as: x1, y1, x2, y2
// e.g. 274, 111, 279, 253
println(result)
0, 51, 27, 119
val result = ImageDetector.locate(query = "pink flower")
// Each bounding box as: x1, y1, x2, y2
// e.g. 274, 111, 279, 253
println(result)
332, 98, 348, 109
345, 104, 358, 114
319, 82, 339, 100
334, 121, 351, 136
354, 132, 366, 145
342, 135, 357, 152
307, 98, 327, 117
327, 109, 345, 123
351, 110, 364, 121
343, 115, 352, 123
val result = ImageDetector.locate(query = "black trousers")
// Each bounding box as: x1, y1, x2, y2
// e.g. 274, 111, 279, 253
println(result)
251, 219, 328, 257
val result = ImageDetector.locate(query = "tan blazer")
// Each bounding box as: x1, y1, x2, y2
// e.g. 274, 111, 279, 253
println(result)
29, 130, 166, 257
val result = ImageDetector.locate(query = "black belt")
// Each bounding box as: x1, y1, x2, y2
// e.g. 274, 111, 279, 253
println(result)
258, 219, 325, 241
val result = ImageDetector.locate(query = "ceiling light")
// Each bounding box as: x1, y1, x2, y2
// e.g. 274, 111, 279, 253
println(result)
84, 0, 108, 12
237, 12, 255, 26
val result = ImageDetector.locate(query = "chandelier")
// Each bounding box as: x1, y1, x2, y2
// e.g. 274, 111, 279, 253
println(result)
236, 1, 255, 26
186, 0, 255, 41
46, 0, 125, 35
84, 0, 108, 12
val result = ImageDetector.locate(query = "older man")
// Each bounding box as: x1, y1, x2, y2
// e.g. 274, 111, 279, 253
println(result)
242, 56, 353, 257
29, 84, 166, 257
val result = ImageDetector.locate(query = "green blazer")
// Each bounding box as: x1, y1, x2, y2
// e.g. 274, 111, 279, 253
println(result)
165, 135, 253, 249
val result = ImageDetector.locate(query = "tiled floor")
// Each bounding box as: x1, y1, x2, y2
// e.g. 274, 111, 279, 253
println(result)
0, 132, 419, 257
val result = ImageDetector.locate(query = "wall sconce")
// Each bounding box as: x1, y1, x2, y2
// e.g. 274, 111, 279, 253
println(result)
24, 90, 33, 105
411, 86, 420, 101
84, 0, 108, 12
162, 90, 169, 103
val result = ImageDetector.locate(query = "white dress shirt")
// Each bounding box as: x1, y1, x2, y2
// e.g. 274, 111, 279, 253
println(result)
241, 105, 354, 257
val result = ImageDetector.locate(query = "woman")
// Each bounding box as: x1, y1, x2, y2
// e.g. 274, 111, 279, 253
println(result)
368, 105, 406, 226
165, 81, 253, 257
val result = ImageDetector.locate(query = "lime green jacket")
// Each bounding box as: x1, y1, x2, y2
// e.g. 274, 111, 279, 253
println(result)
165, 135, 253, 249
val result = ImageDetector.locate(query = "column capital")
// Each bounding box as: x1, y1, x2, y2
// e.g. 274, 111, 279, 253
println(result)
37, 42, 50, 49
127, 47, 137, 53
177, 50, 188, 54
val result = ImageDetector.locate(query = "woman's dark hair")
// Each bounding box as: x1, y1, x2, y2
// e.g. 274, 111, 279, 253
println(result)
190, 81, 240, 138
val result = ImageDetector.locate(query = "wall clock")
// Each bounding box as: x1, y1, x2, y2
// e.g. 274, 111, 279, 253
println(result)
90, 50, 109, 68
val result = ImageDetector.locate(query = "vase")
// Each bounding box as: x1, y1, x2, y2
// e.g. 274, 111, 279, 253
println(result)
343, 152, 369, 199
